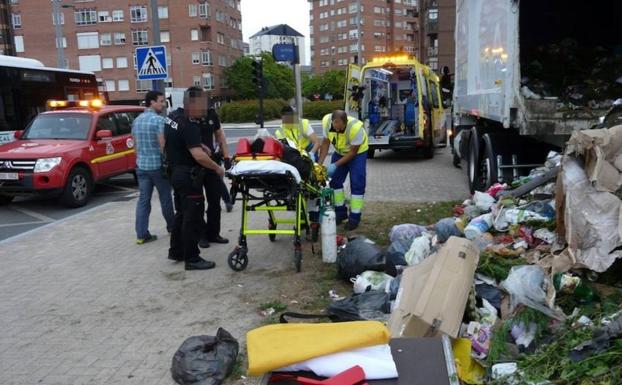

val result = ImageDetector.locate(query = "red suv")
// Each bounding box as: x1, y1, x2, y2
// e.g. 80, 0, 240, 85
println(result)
0, 101, 144, 207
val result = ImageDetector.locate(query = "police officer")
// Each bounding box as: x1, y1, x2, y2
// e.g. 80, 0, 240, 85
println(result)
165, 87, 224, 270
197, 106, 231, 249
318, 110, 369, 231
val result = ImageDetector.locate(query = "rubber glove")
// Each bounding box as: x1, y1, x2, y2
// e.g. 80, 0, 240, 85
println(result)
327, 163, 337, 177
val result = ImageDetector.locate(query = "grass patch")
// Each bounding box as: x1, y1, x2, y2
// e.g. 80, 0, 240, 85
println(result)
258, 301, 288, 312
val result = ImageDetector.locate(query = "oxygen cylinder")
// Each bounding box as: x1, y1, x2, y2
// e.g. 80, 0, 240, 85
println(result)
321, 206, 337, 263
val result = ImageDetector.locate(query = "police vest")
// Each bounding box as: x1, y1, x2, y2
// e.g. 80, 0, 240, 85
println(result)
322, 114, 369, 155
275, 119, 312, 151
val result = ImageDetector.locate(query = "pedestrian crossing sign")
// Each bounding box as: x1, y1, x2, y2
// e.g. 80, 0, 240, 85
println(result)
136, 45, 168, 80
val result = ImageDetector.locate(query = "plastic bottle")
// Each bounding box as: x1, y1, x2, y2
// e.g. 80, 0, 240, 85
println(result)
464, 213, 493, 240
321, 206, 337, 263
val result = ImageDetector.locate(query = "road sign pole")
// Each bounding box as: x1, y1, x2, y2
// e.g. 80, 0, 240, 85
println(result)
294, 46, 303, 121
150, 0, 164, 94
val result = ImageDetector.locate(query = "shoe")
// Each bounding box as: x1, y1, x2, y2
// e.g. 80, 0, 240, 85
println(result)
168, 254, 183, 262
136, 234, 157, 244
344, 222, 359, 231
226, 203, 233, 213
209, 235, 229, 244
185, 259, 216, 270
199, 238, 210, 248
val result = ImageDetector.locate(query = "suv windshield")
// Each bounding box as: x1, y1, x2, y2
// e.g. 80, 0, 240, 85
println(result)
23, 114, 93, 140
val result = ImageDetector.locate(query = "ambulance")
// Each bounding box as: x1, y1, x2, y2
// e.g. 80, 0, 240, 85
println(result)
344, 54, 445, 158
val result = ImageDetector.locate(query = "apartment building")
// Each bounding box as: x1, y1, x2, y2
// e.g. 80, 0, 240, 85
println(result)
308, 0, 419, 73
419, 0, 455, 73
0, 0, 13, 55
9, 0, 243, 102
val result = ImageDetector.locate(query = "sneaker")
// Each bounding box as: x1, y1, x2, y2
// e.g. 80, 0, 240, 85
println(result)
136, 234, 157, 245
199, 238, 210, 248
185, 259, 216, 270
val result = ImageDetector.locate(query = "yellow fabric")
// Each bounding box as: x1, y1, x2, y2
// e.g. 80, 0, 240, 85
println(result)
453, 338, 485, 385
276, 119, 312, 152
246, 321, 390, 376
322, 114, 369, 155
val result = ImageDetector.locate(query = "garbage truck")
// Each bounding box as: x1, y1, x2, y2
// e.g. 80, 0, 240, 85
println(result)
344, 54, 445, 159
452, 0, 622, 192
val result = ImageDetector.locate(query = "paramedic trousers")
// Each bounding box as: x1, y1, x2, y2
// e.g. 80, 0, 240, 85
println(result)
329, 151, 367, 225
201, 169, 223, 240
169, 167, 204, 263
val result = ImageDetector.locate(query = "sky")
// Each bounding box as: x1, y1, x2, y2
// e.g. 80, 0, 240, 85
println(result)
241, 0, 311, 65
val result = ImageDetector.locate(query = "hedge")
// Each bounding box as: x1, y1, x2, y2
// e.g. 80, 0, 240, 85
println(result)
219, 99, 345, 123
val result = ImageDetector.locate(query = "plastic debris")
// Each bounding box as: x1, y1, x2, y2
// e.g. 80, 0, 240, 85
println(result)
533, 228, 557, 244
404, 233, 434, 266
501, 265, 563, 320
351, 271, 393, 294
473, 191, 496, 211
432, 217, 464, 243
465, 213, 493, 240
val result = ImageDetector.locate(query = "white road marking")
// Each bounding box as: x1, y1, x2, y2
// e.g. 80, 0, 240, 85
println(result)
10, 206, 55, 222
100, 183, 136, 193
0, 220, 46, 228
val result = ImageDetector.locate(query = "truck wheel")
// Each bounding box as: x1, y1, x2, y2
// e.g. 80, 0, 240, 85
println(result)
467, 126, 483, 193
0, 194, 14, 205
479, 134, 498, 190
60, 166, 92, 208
367, 148, 375, 159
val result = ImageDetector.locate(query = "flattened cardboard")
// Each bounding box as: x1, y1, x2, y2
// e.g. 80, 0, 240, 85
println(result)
388, 237, 479, 338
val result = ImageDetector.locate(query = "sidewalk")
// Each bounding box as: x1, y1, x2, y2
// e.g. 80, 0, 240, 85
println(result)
0, 195, 296, 385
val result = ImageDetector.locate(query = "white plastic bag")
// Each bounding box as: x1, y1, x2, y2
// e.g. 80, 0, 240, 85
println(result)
404, 233, 433, 266
501, 265, 559, 319
473, 191, 496, 211
351, 271, 393, 294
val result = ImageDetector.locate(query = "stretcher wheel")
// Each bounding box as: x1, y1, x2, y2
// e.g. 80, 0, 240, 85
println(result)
294, 248, 302, 273
228, 247, 248, 271
268, 221, 276, 242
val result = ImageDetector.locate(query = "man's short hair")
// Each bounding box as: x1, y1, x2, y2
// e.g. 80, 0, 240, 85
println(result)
184, 86, 204, 100
331, 110, 348, 124
144, 90, 163, 107
281, 105, 294, 115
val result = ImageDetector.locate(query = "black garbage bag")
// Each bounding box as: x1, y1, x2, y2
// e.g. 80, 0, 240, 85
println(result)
171, 328, 239, 385
475, 283, 504, 311
327, 291, 391, 322
336, 236, 385, 281
384, 250, 408, 277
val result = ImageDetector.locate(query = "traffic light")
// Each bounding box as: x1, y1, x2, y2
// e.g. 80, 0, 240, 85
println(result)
251, 60, 263, 90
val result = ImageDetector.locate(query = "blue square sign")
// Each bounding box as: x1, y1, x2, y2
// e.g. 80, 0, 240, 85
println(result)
136, 45, 168, 80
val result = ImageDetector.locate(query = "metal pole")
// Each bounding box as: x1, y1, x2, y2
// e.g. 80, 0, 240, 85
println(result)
356, 0, 362, 64
294, 63, 303, 121
52, 0, 65, 68
150, 0, 164, 92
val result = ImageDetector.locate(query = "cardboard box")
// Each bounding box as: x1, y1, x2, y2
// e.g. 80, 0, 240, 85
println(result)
388, 237, 479, 338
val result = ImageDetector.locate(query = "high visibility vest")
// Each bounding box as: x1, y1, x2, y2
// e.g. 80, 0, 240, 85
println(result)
322, 114, 369, 155
275, 119, 312, 151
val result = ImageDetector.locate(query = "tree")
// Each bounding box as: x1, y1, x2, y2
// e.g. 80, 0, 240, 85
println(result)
302, 70, 347, 100
224, 52, 295, 100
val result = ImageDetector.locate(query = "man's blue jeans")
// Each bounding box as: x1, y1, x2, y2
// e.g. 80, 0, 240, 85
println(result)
135, 169, 175, 239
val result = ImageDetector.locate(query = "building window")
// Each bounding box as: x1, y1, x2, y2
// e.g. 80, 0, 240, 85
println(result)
428, 9, 438, 20
78, 55, 101, 72
130, 6, 148, 23
158, 6, 168, 19
118, 80, 130, 91
188, 4, 198, 17
102, 57, 114, 69
52, 12, 65, 25
104, 80, 116, 92
216, 33, 225, 45
75, 9, 97, 25
131, 30, 148, 46
320, 36, 329, 43
374, 45, 386, 52
116, 57, 128, 68
112, 10, 124, 22
98, 11, 111, 22
201, 51, 212, 66
77, 32, 99, 49
202, 73, 214, 90
319, 24, 328, 32
100, 33, 112, 46
216, 10, 225, 22
14, 36, 24, 52
55, 37, 67, 49
374, 6, 384, 14
220, 76, 228, 89
114, 32, 126, 45
160, 31, 170, 43
336, 20, 346, 28
190, 29, 199, 41
136, 80, 151, 92
191, 52, 200, 64
218, 55, 227, 66
192, 76, 201, 86
12, 13, 22, 28
199, 2, 209, 18
374, 20, 385, 27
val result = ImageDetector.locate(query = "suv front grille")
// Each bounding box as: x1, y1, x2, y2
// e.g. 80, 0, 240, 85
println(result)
0, 159, 36, 172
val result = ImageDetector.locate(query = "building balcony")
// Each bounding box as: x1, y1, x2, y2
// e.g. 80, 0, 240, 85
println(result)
426, 19, 438, 35
427, 46, 438, 57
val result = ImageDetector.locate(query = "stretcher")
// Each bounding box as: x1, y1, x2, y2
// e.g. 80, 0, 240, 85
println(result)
227, 138, 324, 272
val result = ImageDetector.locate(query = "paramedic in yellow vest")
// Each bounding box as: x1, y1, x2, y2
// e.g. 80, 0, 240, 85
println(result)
318, 110, 369, 231
275, 106, 320, 160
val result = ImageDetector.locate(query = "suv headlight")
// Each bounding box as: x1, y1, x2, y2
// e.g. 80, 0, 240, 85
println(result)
34, 157, 62, 173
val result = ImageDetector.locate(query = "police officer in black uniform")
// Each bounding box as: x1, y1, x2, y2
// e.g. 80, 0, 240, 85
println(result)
165, 87, 224, 270
197, 106, 231, 249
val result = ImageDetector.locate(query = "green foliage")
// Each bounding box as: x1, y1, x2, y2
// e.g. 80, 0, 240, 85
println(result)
219, 99, 289, 123
302, 70, 347, 100
302, 100, 344, 120
259, 300, 288, 312
224, 52, 295, 100
476, 252, 526, 282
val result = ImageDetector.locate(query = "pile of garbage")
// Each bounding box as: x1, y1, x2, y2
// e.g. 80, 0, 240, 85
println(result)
330, 125, 622, 384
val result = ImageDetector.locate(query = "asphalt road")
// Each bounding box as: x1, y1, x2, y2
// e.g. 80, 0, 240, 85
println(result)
0, 174, 137, 242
